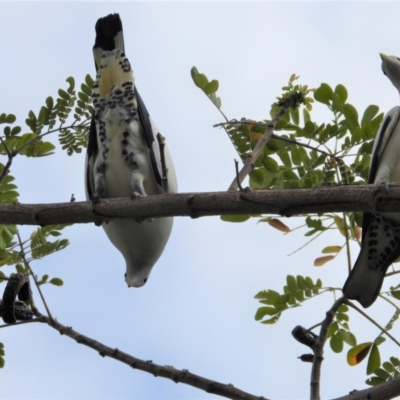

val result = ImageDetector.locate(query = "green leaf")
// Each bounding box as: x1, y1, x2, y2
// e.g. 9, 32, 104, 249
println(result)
46, 96, 54, 109
195, 74, 209, 89
327, 321, 338, 338
0, 356, 4, 368
260, 314, 281, 325
391, 357, 400, 367
361, 105, 379, 126
375, 336, 386, 346
367, 344, 381, 375
66, 76, 75, 94
338, 304, 349, 313
58, 89, 70, 101
204, 80, 219, 94
383, 361, 395, 373
81, 83, 92, 96
314, 83, 333, 105
85, 74, 94, 88
277, 151, 292, 168
220, 215, 251, 223
255, 306, 278, 320
341, 330, 356, 346
330, 331, 344, 353
5, 114, 16, 124
78, 92, 89, 103
296, 275, 306, 290
286, 275, 297, 292
10, 126, 21, 136
262, 156, 279, 172
254, 289, 280, 300
49, 278, 63, 286
291, 147, 301, 166
373, 367, 390, 380
343, 103, 359, 132
249, 168, 267, 187
335, 84, 348, 103
366, 377, 385, 386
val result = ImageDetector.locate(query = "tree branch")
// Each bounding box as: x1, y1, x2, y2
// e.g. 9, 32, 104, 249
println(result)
32, 309, 269, 400
310, 296, 345, 400
3, 184, 400, 226
332, 375, 400, 400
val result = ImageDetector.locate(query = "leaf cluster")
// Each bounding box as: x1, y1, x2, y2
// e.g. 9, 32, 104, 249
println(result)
254, 275, 322, 324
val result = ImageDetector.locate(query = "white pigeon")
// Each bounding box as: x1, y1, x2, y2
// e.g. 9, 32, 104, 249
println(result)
343, 53, 400, 307
85, 14, 178, 287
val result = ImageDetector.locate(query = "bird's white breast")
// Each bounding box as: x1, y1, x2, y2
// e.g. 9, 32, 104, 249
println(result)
96, 106, 159, 198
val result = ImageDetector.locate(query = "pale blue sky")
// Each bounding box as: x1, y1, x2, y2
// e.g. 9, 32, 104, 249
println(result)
1, 2, 400, 399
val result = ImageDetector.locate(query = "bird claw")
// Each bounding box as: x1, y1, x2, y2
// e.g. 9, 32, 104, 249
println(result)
91, 193, 102, 204
135, 217, 154, 224
131, 192, 153, 223
90, 193, 106, 226
375, 181, 390, 196
131, 191, 143, 200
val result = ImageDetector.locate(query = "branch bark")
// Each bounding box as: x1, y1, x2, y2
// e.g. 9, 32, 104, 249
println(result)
31, 309, 269, 400
332, 375, 400, 400
310, 297, 345, 400
4, 184, 400, 226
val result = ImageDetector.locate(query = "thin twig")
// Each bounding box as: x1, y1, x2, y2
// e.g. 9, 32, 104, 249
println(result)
384, 269, 400, 278
342, 213, 352, 275
16, 230, 53, 322
310, 296, 345, 400
0, 136, 16, 185
379, 294, 400, 311
227, 97, 297, 191
344, 299, 400, 347
307, 322, 322, 332
234, 159, 243, 191
32, 308, 268, 400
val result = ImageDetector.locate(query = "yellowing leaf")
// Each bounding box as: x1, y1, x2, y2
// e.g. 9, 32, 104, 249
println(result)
355, 226, 361, 241
250, 133, 263, 142
322, 246, 342, 254
334, 216, 347, 237
314, 255, 334, 267
347, 342, 373, 366
268, 219, 290, 233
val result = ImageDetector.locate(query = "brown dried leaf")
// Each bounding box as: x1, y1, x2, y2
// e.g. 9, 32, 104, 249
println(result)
314, 255, 335, 267
268, 219, 291, 233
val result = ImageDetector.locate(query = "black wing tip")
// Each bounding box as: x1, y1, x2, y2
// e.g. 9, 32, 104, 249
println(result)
94, 13, 123, 51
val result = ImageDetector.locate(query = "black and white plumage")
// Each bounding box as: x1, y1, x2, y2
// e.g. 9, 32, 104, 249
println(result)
342, 53, 400, 308
85, 14, 178, 287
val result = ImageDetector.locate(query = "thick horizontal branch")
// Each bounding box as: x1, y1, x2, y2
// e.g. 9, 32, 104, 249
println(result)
332, 374, 400, 400
3, 184, 400, 226
32, 310, 268, 400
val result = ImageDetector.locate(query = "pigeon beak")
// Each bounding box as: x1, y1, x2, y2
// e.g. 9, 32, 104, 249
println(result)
380, 53, 388, 61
